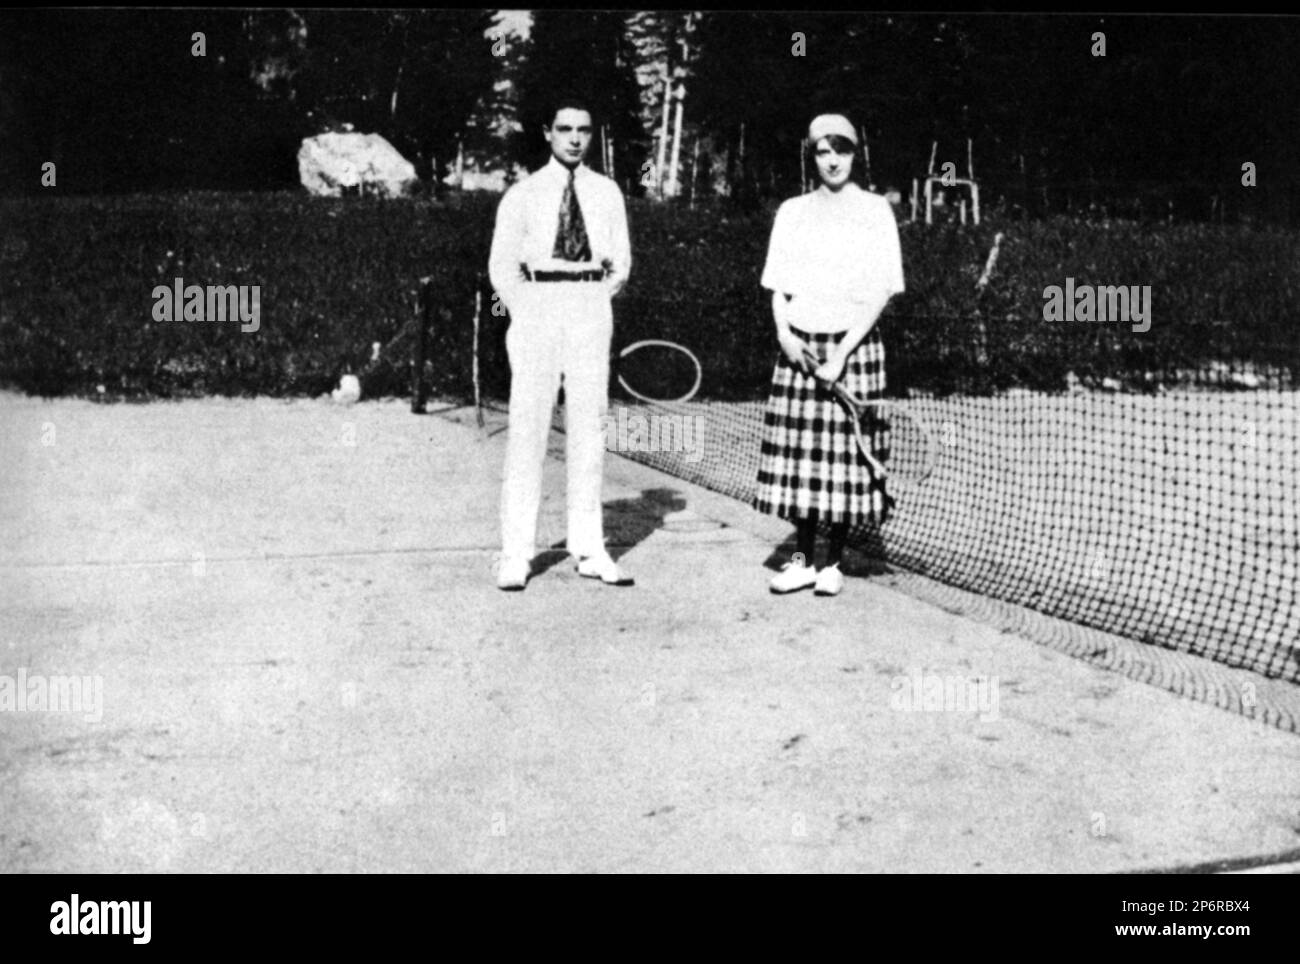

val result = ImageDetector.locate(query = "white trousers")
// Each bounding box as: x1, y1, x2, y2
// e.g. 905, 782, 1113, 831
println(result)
500, 282, 613, 561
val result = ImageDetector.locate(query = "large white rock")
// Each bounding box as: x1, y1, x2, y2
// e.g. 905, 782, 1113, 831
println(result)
298, 131, 418, 198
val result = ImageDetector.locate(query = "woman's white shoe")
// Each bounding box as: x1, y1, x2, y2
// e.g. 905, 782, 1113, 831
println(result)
814, 563, 844, 596
770, 560, 818, 594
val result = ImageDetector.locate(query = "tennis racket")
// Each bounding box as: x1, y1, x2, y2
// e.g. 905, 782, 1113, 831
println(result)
615, 339, 703, 404
801, 348, 936, 490
340, 282, 429, 406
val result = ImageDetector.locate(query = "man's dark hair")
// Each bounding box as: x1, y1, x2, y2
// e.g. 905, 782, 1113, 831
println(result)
544, 95, 597, 128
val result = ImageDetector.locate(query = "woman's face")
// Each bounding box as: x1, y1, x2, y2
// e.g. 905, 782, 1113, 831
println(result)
814, 138, 854, 190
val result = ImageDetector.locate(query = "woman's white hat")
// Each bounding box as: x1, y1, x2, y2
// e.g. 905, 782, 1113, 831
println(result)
807, 114, 858, 145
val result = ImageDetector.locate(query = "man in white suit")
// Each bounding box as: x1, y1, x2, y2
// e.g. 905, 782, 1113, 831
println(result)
488, 96, 634, 591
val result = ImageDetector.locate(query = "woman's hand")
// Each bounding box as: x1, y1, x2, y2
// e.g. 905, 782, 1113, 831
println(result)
777, 330, 808, 369
814, 354, 846, 384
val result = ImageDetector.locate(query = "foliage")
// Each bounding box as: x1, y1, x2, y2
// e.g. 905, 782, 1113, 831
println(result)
512, 11, 646, 183
2, 192, 1297, 402
4, 12, 1299, 224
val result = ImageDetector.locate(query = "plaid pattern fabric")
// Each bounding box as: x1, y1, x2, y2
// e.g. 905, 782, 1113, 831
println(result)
753, 327, 893, 525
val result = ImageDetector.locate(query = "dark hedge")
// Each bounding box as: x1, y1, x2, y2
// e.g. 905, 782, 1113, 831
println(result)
2, 191, 1297, 402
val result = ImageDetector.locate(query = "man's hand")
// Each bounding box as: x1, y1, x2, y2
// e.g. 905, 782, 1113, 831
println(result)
495, 286, 520, 319
778, 330, 808, 369
601, 258, 619, 300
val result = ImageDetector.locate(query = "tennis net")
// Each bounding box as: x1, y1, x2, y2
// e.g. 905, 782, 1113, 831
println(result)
464, 285, 1300, 685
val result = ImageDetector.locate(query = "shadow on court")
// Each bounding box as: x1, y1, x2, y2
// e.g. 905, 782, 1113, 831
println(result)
538, 487, 688, 574
762, 524, 891, 579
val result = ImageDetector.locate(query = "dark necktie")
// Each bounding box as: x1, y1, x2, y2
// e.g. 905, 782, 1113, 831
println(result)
553, 168, 592, 262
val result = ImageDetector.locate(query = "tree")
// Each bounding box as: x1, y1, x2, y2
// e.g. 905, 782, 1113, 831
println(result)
0, 9, 297, 194
513, 11, 645, 185
293, 10, 498, 183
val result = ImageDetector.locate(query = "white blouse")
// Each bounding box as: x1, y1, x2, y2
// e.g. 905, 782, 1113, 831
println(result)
760, 184, 905, 333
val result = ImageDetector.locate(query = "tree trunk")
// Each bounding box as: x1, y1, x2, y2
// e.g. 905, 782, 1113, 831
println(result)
667, 79, 685, 197
655, 70, 672, 197
390, 60, 403, 120
665, 22, 692, 199
689, 136, 699, 207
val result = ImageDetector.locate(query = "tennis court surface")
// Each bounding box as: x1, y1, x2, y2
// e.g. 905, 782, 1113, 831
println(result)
1, 390, 1298, 873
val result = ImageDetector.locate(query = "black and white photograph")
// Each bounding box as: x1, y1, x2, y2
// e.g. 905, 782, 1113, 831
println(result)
1, 5, 1298, 911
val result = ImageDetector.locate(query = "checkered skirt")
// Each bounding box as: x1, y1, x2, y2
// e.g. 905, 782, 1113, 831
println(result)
752, 326, 892, 525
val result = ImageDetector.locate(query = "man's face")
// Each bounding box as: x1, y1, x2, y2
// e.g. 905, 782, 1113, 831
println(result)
545, 108, 593, 168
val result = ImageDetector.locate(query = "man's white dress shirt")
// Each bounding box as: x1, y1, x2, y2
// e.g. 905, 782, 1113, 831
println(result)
489, 156, 631, 310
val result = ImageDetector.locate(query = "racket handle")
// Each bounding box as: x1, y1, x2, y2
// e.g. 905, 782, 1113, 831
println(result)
800, 347, 892, 482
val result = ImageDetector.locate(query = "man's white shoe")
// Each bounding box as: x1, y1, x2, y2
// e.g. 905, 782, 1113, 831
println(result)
576, 551, 635, 586
496, 556, 530, 591
814, 563, 844, 596
770, 560, 818, 594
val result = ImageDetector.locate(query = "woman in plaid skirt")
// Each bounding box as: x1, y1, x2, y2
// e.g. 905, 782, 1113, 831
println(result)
753, 114, 906, 596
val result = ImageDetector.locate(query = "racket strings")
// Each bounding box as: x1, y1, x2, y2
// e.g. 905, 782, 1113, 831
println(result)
854, 404, 935, 485
859, 408, 892, 459
616, 341, 702, 403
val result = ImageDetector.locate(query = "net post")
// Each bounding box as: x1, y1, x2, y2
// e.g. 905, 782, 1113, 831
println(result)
412, 275, 432, 414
